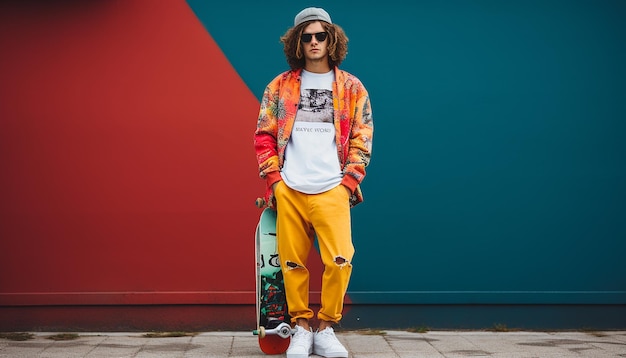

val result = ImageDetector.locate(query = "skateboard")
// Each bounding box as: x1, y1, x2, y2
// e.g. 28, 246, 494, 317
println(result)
253, 198, 293, 354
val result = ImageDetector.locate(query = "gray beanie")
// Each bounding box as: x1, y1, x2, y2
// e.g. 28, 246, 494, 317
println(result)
294, 7, 332, 27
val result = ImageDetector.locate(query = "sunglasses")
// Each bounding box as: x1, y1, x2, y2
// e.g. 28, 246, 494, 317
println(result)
301, 32, 328, 43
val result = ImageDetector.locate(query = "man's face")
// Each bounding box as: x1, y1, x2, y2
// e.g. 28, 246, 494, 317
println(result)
301, 21, 329, 64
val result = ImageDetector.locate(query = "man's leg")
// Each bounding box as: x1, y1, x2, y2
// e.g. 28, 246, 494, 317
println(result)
275, 181, 315, 323
310, 184, 354, 325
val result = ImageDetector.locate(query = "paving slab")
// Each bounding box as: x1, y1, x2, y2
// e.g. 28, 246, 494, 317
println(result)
0, 331, 624, 357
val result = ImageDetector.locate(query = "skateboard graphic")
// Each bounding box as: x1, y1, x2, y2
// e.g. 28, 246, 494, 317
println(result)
253, 198, 293, 354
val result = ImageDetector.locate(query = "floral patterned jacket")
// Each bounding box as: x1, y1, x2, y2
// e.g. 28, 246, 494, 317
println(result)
254, 67, 373, 208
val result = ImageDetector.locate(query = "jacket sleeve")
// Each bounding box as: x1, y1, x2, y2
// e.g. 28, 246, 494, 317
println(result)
341, 82, 374, 194
254, 83, 283, 196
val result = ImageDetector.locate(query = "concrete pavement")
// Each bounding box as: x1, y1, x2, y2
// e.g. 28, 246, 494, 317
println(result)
1, 330, 625, 357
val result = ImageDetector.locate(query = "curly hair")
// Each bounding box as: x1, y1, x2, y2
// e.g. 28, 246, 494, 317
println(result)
280, 21, 349, 70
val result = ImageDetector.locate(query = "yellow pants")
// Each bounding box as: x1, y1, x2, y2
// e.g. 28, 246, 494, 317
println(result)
274, 181, 354, 324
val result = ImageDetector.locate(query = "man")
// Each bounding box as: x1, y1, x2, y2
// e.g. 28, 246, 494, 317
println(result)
254, 7, 373, 358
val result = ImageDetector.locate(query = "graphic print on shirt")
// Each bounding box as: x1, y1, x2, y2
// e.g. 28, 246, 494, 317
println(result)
296, 89, 333, 123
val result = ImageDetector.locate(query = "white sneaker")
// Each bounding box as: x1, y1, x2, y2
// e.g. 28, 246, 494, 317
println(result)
313, 327, 348, 358
286, 325, 313, 358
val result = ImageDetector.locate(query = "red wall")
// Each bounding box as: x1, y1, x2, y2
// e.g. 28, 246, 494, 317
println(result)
0, 1, 278, 330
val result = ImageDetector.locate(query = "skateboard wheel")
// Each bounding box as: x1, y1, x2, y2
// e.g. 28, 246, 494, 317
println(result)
278, 325, 292, 339
258, 326, 266, 338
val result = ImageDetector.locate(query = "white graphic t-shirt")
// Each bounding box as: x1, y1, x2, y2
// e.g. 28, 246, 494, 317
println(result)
281, 70, 342, 194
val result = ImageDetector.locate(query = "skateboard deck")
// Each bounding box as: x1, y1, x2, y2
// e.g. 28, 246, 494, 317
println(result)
253, 205, 292, 354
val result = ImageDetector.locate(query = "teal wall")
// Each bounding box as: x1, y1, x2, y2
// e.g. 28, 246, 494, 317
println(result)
189, 0, 626, 327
